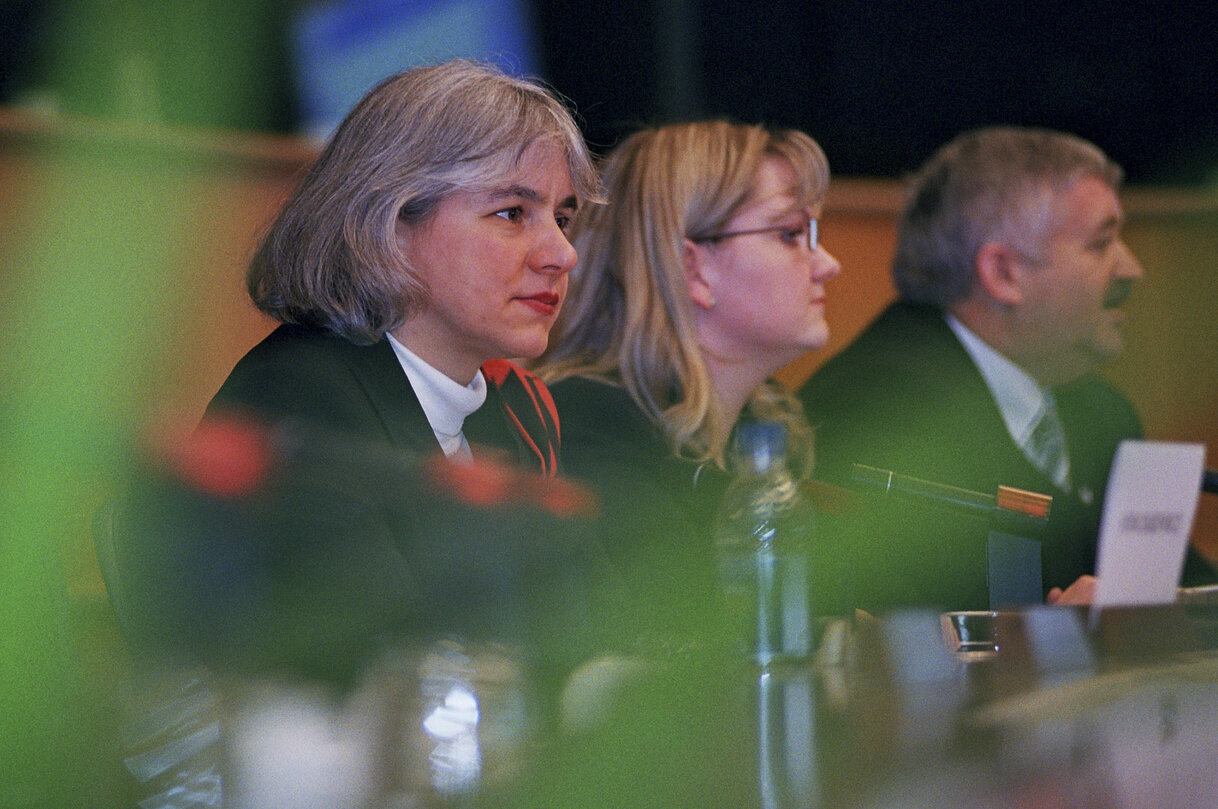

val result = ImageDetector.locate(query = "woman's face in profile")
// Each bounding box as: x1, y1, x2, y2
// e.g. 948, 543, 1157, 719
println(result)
695, 156, 841, 369
391, 140, 579, 384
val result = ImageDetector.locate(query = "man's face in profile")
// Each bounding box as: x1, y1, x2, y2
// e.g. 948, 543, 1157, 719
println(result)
1016, 175, 1144, 383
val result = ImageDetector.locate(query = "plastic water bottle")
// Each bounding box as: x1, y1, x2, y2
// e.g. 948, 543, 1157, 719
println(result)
715, 422, 819, 809
714, 421, 814, 665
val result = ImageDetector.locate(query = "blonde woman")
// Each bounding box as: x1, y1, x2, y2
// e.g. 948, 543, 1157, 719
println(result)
535, 120, 841, 635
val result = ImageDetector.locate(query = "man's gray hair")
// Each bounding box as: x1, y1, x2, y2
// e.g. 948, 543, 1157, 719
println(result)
893, 126, 1122, 308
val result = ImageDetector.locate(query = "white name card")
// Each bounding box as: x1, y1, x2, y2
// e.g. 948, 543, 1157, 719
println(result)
1093, 440, 1205, 607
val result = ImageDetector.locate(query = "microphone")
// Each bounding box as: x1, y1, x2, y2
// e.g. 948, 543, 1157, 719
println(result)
849, 463, 1053, 526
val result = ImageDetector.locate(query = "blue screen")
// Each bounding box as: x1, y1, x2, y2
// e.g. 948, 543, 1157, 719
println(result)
291, 0, 541, 140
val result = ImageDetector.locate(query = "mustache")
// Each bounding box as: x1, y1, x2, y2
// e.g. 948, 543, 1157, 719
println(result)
1103, 278, 1135, 309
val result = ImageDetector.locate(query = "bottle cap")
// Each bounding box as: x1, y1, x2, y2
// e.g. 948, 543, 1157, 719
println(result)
731, 421, 787, 474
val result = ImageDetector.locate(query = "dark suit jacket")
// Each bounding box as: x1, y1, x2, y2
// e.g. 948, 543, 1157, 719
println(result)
206, 324, 559, 475
799, 301, 1143, 611
123, 325, 603, 678
547, 376, 732, 645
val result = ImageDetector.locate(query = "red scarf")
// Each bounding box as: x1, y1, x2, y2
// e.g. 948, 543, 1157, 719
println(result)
481, 359, 561, 477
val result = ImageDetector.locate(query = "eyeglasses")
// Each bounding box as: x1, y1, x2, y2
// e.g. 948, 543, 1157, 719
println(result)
698, 217, 819, 252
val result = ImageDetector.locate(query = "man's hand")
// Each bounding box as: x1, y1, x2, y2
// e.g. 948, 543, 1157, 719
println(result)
1047, 574, 1097, 605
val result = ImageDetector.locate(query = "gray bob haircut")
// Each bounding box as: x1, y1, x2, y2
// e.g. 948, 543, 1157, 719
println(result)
247, 59, 601, 344
893, 126, 1123, 308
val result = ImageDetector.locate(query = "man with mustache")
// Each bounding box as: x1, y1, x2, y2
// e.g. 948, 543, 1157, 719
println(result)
800, 127, 1159, 612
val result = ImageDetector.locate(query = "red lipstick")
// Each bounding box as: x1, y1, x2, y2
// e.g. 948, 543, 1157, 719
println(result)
517, 291, 560, 315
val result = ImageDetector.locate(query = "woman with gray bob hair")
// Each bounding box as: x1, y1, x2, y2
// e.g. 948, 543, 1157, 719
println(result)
249, 58, 601, 345
180, 58, 612, 690
210, 59, 601, 476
